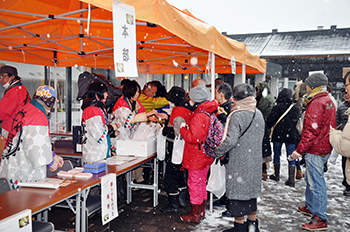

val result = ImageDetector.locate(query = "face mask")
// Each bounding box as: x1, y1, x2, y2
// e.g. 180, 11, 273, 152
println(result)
2, 82, 9, 89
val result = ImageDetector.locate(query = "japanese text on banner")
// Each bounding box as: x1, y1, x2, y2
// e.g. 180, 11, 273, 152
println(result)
113, 0, 138, 77
101, 173, 118, 225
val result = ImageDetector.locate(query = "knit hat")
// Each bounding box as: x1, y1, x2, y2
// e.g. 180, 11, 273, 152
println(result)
304, 73, 328, 89
33, 85, 57, 108
0, 65, 18, 77
189, 84, 210, 103
166, 86, 185, 104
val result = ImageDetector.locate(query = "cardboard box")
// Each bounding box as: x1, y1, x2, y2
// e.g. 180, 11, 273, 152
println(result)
116, 140, 156, 157
84, 161, 106, 174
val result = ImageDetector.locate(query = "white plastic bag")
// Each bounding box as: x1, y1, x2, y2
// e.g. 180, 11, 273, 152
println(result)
171, 135, 184, 164
157, 127, 166, 161
329, 149, 339, 165
207, 158, 226, 199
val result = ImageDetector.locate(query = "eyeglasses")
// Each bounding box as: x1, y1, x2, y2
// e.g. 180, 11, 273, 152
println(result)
0, 74, 8, 79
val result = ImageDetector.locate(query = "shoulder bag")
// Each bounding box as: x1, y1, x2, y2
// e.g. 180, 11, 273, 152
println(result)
269, 103, 295, 139
220, 110, 256, 165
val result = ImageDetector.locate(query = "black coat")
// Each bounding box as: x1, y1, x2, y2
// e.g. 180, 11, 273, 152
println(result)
266, 89, 299, 144
217, 100, 234, 127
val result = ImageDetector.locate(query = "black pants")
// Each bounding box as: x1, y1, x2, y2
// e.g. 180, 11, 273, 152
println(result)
342, 156, 350, 190
164, 139, 186, 194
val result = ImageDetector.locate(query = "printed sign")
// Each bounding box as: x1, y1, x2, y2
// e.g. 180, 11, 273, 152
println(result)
113, 0, 138, 77
231, 56, 236, 74
101, 173, 118, 225
0, 209, 32, 232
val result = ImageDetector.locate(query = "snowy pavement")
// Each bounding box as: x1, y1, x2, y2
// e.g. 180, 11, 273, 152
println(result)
192, 151, 350, 232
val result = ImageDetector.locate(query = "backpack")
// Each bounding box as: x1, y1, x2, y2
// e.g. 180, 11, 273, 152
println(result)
76, 71, 123, 113
199, 110, 224, 158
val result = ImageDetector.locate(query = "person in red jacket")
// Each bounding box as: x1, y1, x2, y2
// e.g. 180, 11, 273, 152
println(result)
0, 65, 31, 139
291, 73, 336, 231
180, 84, 216, 223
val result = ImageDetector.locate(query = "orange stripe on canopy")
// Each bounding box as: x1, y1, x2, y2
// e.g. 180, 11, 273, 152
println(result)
0, 0, 266, 74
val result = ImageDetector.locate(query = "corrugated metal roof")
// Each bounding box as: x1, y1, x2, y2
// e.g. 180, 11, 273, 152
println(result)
227, 27, 350, 58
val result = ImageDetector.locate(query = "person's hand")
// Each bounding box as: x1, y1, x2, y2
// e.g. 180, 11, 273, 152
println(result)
147, 109, 158, 117
157, 113, 168, 120
290, 150, 301, 160
55, 155, 64, 167
148, 115, 158, 122
217, 106, 226, 115
50, 155, 64, 172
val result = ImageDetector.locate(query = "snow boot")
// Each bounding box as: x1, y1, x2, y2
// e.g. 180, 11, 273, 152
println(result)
200, 200, 206, 220
160, 193, 181, 214
178, 187, 188, 209
285, 165, 296, 187
302, 215, 328, 231
269, 163, 280, 181
222, 221, 247, 232
247, 219, 260, 232
262, 173, 268, 181
180, 204, 201, 223
296, 169, 304, 179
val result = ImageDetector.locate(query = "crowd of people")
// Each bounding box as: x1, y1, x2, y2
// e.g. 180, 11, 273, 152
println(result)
1, 62, 350, 232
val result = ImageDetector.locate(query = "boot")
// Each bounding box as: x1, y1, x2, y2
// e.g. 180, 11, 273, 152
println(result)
269, 163, 280, 181
296, 169, 304, 179
178, 187, 188, 209
200, 200, 206, 220
180, 204, 201, 223
262, 173, 268, 181
160, 193, 180, 214
285, 165, 296, 187
223, 221, 247, 232
247, 219, 260, 232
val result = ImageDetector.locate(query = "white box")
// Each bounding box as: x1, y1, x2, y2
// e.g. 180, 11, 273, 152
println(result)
116, 140, 156, 157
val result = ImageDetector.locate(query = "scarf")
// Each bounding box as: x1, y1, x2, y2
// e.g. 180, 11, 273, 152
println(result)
302, 85, 327, 107
222, 96, 257, 141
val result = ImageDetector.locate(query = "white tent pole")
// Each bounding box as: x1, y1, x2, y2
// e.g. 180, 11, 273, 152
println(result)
210, 52, 215, 100
54, 63, 58, 131
242, 49, 247, 83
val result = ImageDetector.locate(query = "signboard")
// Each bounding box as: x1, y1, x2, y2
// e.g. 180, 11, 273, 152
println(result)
231, 56, 236, 74
113, 0, 138, 77
0, 209, 32, 232
101, 173, 118, 225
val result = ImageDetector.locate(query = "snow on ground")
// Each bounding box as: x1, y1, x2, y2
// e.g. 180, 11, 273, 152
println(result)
192, 147, 350, 232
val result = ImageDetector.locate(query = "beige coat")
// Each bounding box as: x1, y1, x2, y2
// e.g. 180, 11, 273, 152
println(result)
330, 107, 350, 185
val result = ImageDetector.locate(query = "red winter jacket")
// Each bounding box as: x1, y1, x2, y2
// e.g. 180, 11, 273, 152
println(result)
180, 100, 218, 170
0, 83, 30, 135
296, 92, 336, 155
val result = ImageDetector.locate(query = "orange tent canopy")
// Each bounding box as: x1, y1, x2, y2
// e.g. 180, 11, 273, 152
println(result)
0, 0, 266, 74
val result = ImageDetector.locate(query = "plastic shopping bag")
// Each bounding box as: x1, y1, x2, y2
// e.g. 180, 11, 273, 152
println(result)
207, 158, 226, 199
171, 135, 184, 164
157, 127, 166, 161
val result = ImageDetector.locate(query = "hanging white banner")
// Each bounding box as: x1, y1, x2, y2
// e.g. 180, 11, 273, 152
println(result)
101, 173, 118, 225
113, 0, 138, 77
231, 56, 236, 74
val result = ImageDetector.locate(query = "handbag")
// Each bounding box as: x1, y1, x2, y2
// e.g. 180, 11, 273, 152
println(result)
171, 135, 185, 164
207, 158, 226, 198
270, 103, 295, 139
296, 110, 305, 135
156, 127, 166, 161
220, 110, 256, 165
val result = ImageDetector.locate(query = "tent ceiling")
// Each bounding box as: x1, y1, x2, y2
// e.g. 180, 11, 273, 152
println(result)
0, 0, 266, 74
